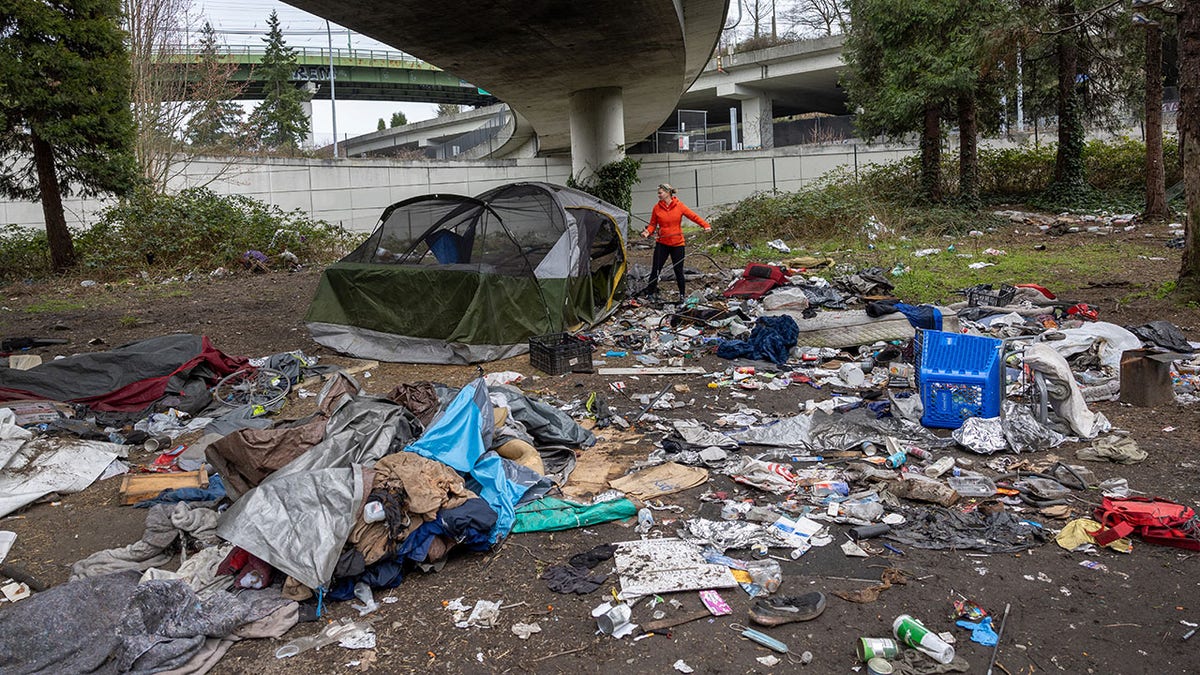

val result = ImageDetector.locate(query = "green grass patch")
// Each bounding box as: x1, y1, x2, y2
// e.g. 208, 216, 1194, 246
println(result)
24, 298, 88, 313
706, 234, 1156, 306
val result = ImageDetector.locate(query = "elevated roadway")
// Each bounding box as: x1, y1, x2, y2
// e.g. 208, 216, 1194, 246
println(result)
277, 0, 729, 178
344, 36, 851, 158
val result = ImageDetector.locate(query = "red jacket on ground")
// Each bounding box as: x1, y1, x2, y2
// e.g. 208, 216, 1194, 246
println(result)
643, 197, 711, 246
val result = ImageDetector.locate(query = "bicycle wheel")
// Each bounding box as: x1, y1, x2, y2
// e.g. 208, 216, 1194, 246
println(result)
212, 367, 290, 408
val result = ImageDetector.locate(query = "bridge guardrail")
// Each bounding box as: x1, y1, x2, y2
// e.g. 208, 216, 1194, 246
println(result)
172, 45, 438, 69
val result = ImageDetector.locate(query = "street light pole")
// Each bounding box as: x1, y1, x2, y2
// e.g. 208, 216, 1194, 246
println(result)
327, 20, 338, 158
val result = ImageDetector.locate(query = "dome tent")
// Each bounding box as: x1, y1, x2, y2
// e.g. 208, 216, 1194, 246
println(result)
306, 182, 629, 364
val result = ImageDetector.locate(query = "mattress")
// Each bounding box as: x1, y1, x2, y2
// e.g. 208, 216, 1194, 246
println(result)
765, 307, 960, 348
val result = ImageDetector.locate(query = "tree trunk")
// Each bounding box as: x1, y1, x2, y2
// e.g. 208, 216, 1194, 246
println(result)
1179, 0, 1200, 296
31, 132, 77, 272
920, 102, 942, 203
1145, 22, 1168, 220
958, 93, 979, 208
1053, 0, 1084, 189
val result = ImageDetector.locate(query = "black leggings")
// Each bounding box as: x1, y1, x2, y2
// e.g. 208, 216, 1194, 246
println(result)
647, 242, 686, 296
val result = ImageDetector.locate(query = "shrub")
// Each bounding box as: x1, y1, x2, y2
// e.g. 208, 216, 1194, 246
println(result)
0, 224, 51, 282
978, 144, 1057, 197
75, 187, 354, 278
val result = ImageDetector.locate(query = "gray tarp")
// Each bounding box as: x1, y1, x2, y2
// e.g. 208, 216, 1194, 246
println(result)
808, 410, 956, 450
484, 384, 596, 449
216, 378, 413, 590
728, 413, 814, 448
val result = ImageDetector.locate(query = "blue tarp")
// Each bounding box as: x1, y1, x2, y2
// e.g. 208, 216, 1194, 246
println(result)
405, 378, 529, 541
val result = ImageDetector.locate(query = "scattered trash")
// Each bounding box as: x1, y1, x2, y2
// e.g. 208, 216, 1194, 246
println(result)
510, 622, 541, 639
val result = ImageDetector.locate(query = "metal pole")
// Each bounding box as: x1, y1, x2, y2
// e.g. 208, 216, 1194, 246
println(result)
1016, 48, 1025, 132
327, 20, 338, 158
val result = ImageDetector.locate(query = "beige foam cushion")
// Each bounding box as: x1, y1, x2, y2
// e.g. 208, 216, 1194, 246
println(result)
496, 438, 544, 475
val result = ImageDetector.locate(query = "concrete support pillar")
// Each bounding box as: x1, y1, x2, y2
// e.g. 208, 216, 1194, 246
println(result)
301, 99, 316, 147
569, 87, 625, 181
718, 83, 774, 150
740, 93, 774, 150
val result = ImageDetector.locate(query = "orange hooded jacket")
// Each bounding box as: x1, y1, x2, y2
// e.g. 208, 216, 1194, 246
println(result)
642, 197, 711, 247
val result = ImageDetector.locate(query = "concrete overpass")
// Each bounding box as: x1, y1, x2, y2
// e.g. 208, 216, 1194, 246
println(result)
679, 34, 847, 148
277, 0, 729, 179
343, 36, 851, 158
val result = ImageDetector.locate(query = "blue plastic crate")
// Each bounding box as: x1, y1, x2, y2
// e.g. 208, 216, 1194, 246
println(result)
915, 330, 1003, 429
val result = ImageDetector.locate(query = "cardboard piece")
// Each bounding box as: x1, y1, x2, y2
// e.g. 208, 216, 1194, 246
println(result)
608, 462, 708, 500
119, 467, 209, 505
561, 431, 645, 502
1119, 349, 1186, 407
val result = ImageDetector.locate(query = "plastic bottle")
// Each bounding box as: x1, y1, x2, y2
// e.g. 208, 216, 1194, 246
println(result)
636, 507, 655, 533
924, 457, 955, 478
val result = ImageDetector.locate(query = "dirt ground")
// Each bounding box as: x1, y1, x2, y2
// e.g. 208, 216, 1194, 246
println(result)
1, 221, 1198, 674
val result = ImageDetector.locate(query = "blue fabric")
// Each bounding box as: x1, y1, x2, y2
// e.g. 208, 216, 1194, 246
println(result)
715, 314, 800, 365
327, 561, 405, 600
956, 616, 999, 646
133, 475, 225, 508
894, 303, 943, 331
426, 230, 462, 263
438, 498, 497, 549
405, 379, 526, 541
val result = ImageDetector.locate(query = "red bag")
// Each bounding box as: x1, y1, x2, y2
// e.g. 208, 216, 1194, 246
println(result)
1094, 496, 1200, 551
722, 264, 790, 299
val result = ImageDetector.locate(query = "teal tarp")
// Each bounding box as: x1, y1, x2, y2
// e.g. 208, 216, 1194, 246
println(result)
511, 496, 638, 533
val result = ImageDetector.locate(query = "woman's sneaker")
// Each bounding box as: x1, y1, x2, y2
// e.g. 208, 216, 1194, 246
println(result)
748, 591, 827, 626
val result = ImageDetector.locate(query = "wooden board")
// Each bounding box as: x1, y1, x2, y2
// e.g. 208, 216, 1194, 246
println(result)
119, 468, 209, 505
597, 367, 707, 376
297, 360, 381, 390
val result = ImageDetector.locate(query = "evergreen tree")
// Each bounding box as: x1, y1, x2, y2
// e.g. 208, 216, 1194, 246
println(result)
842, 0, 1010, 203
390, 111, 408, 127
186, 22, 246, 149
246, 11, 310, 152
0, 0, 138, 271
377, 118, 387, 131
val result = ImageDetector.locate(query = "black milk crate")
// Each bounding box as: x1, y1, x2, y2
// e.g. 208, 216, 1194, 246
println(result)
529, 333, 594, 375
966, 283, 1017, 308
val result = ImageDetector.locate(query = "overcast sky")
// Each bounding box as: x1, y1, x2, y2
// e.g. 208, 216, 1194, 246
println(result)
189, 0, 441, 144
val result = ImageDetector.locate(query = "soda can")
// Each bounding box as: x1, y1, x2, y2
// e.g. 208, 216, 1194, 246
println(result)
866, 657, 895, 675
906, 445, 932, 460
857, 637, 900, 661
884, 450, 907, 468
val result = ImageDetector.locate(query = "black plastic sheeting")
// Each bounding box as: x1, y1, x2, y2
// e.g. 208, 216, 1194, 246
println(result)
886, 506, 1047, 554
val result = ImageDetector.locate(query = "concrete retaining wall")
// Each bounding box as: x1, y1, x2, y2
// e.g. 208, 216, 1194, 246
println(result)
1, 143, 915, 233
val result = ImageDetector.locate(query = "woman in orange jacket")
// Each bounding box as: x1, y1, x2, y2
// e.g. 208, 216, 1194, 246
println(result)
640, 183, 711, 301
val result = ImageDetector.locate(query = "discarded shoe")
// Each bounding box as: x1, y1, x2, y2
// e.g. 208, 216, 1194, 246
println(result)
748, 591, 827, 626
